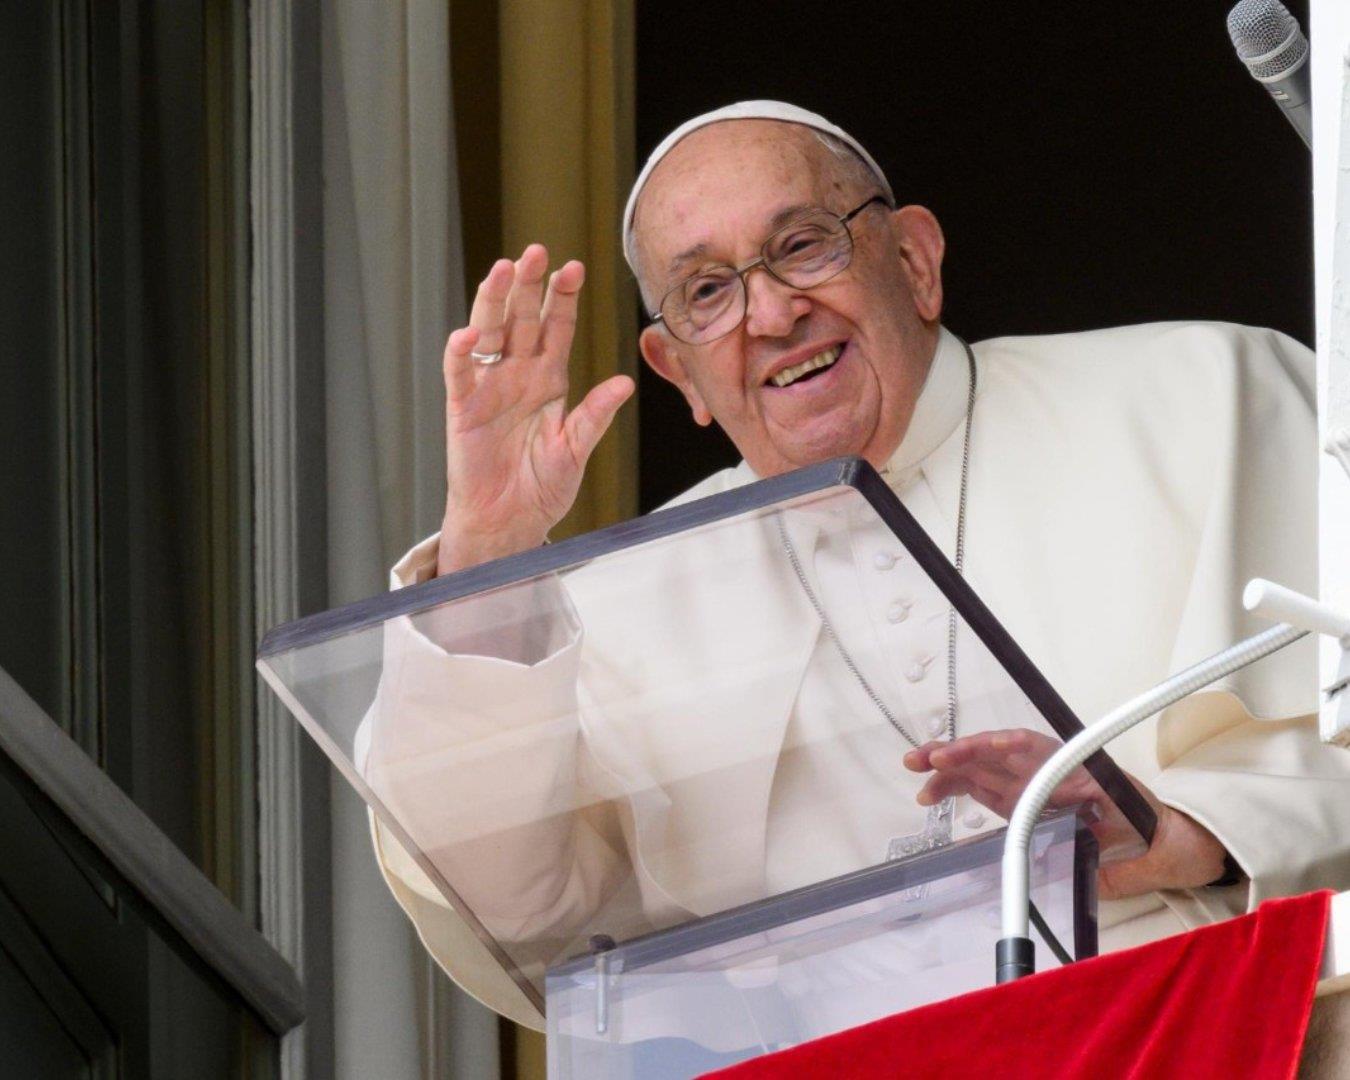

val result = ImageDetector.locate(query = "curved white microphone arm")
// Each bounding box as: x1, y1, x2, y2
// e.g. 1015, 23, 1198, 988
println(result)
1244, 578, 1350, 642
1246, 578, 1350, 749
999, 622, 1306, 962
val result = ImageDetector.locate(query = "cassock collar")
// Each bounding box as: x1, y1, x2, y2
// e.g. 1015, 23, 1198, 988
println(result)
877, 326, 969, 486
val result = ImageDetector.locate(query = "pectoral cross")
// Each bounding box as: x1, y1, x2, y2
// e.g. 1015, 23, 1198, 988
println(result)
884, 797, 954, 903
885, 796, 954, 861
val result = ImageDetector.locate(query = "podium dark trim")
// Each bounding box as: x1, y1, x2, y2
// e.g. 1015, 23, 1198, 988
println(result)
550, 810, 1099, 982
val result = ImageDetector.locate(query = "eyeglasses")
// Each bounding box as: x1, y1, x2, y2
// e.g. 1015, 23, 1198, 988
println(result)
650, 195, 892, 346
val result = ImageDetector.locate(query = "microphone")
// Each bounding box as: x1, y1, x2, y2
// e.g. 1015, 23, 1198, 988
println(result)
1226, 0, 1311, 149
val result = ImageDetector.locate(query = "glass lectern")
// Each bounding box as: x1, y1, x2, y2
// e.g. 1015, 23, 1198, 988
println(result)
544, 810, 1092, 1078
257, 457, 1153, 1077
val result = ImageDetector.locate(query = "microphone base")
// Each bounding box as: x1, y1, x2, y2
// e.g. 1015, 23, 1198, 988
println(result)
995, 936, 1036, 984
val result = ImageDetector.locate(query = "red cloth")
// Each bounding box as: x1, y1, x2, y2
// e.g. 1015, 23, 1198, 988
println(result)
703, 891, 1330, 1080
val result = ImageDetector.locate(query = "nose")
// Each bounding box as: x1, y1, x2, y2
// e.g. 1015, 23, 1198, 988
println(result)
742, 266, 810, 338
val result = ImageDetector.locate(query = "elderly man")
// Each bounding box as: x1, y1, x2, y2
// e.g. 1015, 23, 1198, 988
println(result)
364, 102, 1350, 1028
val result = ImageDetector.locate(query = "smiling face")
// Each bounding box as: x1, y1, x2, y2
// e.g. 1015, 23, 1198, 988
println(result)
635, 120, 946, 478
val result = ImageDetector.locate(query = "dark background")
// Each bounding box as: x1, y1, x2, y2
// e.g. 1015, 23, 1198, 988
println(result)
635, 0, 1313, 510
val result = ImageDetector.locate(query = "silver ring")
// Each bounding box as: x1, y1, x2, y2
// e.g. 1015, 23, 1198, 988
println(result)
470, 350, 504, 365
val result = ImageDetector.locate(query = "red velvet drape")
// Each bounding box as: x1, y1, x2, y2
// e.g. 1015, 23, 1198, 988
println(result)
704, 891, 1330, 1080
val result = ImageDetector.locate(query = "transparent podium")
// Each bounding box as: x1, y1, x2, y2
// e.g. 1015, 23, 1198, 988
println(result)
257, 457, 1153, 1076
545, 811, 1094, 1079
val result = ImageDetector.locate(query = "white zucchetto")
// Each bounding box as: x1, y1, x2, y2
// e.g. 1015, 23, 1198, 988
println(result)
621, 100, 893, 275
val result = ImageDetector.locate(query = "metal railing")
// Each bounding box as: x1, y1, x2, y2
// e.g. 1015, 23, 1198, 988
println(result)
0, 666, 304, 1035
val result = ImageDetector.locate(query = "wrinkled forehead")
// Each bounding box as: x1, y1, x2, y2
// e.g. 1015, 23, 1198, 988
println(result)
633, 121, 849, 282
644, 120, 832, 199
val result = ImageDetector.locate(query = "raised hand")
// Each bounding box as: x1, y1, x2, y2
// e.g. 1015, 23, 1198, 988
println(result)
437, 244, 635, 575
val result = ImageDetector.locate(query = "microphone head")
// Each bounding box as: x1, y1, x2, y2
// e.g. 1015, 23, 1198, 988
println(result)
1226, 0, 1308, 81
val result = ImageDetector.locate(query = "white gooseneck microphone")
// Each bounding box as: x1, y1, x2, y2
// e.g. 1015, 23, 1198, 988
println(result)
1226, 0, 1312, 149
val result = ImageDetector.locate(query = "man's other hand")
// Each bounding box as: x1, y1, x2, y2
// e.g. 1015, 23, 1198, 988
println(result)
902, 728, 1231, 900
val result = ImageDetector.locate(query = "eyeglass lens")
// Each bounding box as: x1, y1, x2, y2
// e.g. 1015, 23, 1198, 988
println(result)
660, 210, 855, 345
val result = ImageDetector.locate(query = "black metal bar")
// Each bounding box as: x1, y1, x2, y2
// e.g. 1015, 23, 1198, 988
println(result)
1073, 823, 1100, 960
0, 667, 305, 1035
1028, 901, 1072, 966
849, 465, 1157, 847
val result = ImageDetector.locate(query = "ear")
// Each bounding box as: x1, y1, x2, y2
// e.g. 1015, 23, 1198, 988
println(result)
891, 205, 945, 324
640, 325, 713, 426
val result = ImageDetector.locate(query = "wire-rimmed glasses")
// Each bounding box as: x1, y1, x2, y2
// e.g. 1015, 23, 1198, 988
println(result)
650, 195, 892, 346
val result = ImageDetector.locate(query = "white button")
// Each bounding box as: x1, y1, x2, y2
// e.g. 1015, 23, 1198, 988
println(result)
886, 600, 911, 623
926, 714, 946, 737
963, 809, 987, 829
873, 551, 898, 570
905, 658, 931, 683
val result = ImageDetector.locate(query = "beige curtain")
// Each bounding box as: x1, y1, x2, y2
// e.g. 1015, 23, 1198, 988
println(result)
490, 5, 638, 1073
498, 0, 638, 543
319, 0, 635, 1074
322, 1, 499, 1076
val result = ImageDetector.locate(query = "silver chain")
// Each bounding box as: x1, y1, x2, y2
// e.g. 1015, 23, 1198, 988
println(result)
945, 340, 977, 739
777, 338, 978, 750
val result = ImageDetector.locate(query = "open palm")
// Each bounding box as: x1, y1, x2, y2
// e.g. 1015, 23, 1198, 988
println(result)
437, 245, 634, 574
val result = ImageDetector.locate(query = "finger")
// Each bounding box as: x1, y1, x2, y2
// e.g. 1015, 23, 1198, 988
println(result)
925, 739, 985, 770
999, 738, 1063, 782
1046, 772, 1107, 810
919, 773, 1011, 818
960, 763, 1028, 798
468, 258, 515, 354
563, 375, 635, 464
990, 728, 1054, 758
928, 745, 1020, 783
923, 755, 1024, 801
916, 772, 975, 806
968, 783, 1012, 818
909, 735, 1025, 779
928, 735, 1017, 772
444, 326, 481, 403
504, 244, 550, 357
928, 728, 1052, 772
902, 741, 946, 772
539, 261, 586, 359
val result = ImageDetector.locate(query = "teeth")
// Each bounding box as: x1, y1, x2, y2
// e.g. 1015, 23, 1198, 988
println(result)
770, 345, 842, 388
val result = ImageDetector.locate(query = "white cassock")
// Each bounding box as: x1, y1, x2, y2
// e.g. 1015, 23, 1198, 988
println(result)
360, 321, 1350, 1031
